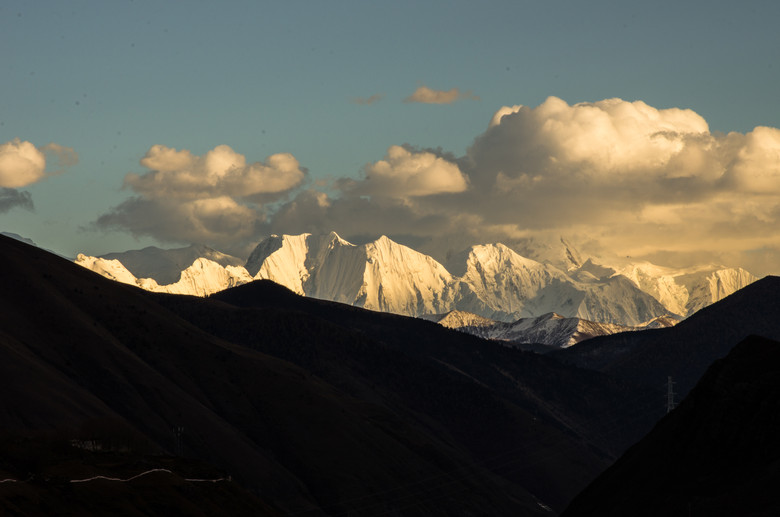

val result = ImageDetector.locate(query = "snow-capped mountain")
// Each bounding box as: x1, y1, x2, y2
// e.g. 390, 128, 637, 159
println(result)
593, 261, 758, 317
437, 311, 678, 349
422, 310, 497, 329
448, 243, 670, 325
76, 254, 252, 297
75, 232, 759, 327
247, 232, 456, 316
99, 244, 245, 285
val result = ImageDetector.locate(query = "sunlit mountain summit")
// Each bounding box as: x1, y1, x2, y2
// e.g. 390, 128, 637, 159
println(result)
74, 232, 757, 328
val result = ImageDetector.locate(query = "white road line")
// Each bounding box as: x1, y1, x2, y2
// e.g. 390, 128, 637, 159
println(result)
70, 468, 173, 483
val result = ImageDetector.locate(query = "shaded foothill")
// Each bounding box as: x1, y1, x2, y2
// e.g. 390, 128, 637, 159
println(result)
563, 335, 780, 517
553, 275, 780, 398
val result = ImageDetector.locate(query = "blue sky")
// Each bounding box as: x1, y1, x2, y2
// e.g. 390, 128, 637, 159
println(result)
2, 0, 780, 274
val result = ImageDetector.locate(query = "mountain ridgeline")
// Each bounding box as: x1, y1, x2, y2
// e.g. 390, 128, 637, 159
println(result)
76, 232, 757, 327
563, 335, 780, 516
0, 234, 664, 515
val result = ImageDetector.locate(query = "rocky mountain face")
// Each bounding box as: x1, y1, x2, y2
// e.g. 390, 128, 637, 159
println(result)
75, 232, 758, 327
429, 310, 679, 350
439, 311, 678, 350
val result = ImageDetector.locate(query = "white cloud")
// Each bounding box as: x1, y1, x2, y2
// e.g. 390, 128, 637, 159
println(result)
355, 145, 469, 198
0, 139, 47, 188
728, 126, 780, 193
93, 98, 780, 276
127, 144, 305, 200
95, 144, 306, 248
268, 96, 780, 275
404, 85, 479, 104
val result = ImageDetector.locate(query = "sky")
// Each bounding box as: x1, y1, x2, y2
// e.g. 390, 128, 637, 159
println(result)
2, 0, 780, 276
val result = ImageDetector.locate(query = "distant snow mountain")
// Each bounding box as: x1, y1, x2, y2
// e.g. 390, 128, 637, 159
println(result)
75, 254, 252, 297
100, 244, 245, 285
612, 261, 758, 317
75, 232, 759, 327
247, 232, 456, 316
429, 310, 679, 349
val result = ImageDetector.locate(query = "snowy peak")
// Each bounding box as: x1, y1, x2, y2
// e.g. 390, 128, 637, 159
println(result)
74, 233, 759, 327
613, 262, 758, 317
247, 233, 454, 315
423, 310, 498, 329
451, 243, 566, 321
75, 254, 139, 286
100, 244, 244, 285
76, 254, 252, 297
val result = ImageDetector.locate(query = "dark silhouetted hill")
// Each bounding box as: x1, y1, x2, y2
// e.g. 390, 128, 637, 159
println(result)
0, 234, 664, 514
563, 335, 780, 517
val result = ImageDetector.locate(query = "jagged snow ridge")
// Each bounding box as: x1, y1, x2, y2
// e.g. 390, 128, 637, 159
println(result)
100, 244, 245, 285
444, 310, 678, 349
76, 255, 252, 297
250, 232, 455, 316
614, 262, 758, 317
76, 254, 139, 286
424, 310, 497, 329
75, 232, 759, 328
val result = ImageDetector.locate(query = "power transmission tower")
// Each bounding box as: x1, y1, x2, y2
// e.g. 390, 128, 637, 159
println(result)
173, 426, 184, 456
666, 376, 676, 413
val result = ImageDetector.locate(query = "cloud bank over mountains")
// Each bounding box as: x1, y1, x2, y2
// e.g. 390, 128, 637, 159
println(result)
95, 144, 306, 247
91, 97, 780, 275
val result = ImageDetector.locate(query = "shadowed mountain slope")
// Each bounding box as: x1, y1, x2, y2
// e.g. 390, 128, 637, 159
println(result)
0, 234, 547, 516
554, 276, 780, 397
163, 279, 665, 510
563, 335, 780, 517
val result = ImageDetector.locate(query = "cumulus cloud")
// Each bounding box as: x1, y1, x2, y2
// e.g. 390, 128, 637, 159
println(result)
92, 97, 780, 275
0, 139, 47, 188
352, 93, 384, 105
127, 144, 305, 200
265, 96, 780, 275
95, 144, 306, 248
404, 85, 479, 104
0, 188, 34, 213
353, 145, 469, 198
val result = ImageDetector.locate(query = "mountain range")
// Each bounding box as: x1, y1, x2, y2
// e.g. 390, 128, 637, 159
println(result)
3, 231, 780, 514
0, 233, 665, 514
75, 232, 758, 327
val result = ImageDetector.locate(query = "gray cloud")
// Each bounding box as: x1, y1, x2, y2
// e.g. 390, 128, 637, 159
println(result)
0, 188, 34, 213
